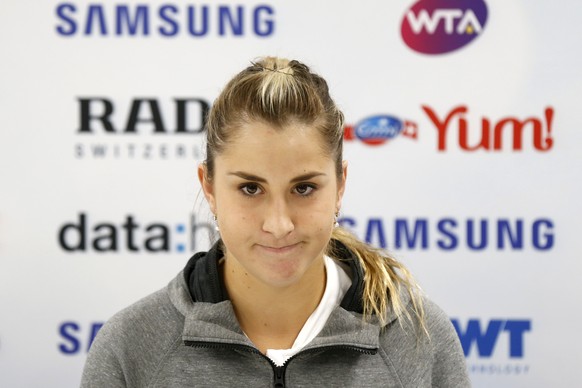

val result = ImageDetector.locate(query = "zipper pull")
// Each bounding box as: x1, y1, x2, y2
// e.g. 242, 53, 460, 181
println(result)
274, 365, 286, 387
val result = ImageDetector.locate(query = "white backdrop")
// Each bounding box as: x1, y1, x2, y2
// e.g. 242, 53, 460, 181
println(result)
1, 0, 581, 386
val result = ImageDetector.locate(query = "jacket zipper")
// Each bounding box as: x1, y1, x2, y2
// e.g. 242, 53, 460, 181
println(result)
185, 341, 377, 387
273, 364, 286, 387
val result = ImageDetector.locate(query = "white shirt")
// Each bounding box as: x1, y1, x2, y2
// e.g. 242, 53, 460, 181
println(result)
265, 255, 353, 367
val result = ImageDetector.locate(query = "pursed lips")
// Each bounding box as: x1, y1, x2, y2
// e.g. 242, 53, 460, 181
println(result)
256, 242, 301, 254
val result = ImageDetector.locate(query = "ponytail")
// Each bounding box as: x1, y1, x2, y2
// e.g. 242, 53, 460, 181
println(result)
329, 227, 427, 333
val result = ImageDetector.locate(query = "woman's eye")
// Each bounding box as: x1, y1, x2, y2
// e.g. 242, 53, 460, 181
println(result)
294, 184, 315, 196
241, 183, 262, 196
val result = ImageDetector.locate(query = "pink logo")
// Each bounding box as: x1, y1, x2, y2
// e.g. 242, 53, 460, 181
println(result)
401, 0, 488, 55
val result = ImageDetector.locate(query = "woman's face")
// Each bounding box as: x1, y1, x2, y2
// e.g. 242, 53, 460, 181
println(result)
199, 120, 347, 289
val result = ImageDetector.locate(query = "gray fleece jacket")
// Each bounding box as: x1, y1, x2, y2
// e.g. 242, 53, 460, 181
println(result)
81, 240, 470, 387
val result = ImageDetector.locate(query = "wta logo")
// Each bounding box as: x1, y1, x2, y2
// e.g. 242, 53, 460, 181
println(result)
401, 0, 488, 55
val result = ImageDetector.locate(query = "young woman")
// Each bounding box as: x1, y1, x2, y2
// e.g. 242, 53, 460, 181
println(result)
81, 57, 470, 387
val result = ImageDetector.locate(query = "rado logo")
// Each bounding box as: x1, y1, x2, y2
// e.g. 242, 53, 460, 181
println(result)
77, 97, 209, 134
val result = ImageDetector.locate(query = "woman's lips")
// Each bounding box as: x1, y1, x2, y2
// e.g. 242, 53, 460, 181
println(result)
256, 242, 301, 254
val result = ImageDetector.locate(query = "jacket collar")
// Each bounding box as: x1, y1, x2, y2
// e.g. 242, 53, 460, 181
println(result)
182, 239, 367, 313
169, 240, 411, 350
179, 299, 380, 352
183, 241, 229, 304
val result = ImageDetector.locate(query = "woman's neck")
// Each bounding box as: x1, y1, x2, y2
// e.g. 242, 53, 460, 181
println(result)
222, 256, 326, 353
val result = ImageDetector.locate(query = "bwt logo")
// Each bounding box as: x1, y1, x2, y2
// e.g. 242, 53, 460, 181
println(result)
57, 212, 215, 253
401, 0, 488, 54
452, 319, 531, 358
343, 115, 418, 146
56, 3, 275, 38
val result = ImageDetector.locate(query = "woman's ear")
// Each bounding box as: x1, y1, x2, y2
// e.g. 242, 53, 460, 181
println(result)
336, 160, 348, 211
198, 163, 216, 213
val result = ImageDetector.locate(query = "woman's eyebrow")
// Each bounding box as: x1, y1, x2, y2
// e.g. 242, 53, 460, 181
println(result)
227, 171, 326, 183
228, 171, 267, 182
290, 172, 326, 183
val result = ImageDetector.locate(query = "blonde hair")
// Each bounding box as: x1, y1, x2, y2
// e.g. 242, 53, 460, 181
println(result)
204, 56, 425, 330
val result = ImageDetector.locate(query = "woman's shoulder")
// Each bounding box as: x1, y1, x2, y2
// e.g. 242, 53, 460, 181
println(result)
81, 273, 189, 387
378, 294, 470, 387
379, 293, 457, 342
97, 273, 188, 345
419, 296, 458, 338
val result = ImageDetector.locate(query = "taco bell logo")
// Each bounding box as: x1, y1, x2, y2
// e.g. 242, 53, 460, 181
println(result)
401, 0, 488, 55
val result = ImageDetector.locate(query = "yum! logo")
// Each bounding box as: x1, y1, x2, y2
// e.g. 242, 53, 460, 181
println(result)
401, 0, 488, 54
423, 105, 554, 152
344, 106, 554, 152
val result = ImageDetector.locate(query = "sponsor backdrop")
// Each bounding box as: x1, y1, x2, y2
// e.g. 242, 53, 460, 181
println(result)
1, 0, 580, 386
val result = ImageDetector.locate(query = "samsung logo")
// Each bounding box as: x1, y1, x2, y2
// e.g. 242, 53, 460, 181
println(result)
55, 3, 275, 37
339, 216, 554, 251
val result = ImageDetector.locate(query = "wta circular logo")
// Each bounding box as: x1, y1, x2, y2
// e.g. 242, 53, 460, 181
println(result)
401, 0, 488, 55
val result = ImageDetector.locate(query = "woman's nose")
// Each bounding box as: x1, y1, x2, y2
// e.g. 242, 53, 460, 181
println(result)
261, 198, 295, 239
